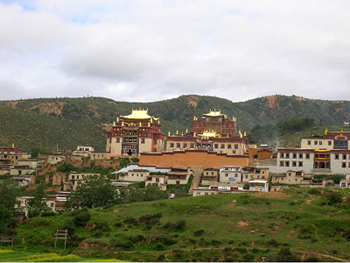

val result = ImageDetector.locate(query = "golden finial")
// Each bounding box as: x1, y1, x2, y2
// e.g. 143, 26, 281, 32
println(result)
168, 131, 171, 137
244, 131, 247, 136
233, 117, 236, 122
325, 128, 328, 135
186, 129, 188, 133
176, 130, 178, 135
113, 121, 116, 126
116, 117, 119, 122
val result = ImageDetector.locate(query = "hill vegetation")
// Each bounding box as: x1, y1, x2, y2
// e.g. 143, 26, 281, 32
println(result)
0, 95, 349, 151
4, 188, 350, 262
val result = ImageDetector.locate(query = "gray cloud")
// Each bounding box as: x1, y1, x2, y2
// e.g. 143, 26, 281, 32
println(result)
1, 0, 350, 103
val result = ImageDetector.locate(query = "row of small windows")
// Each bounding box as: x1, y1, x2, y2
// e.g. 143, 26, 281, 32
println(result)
307, 140, 332, 146
280, 153, 310, 159
214, 144, 239, 149
335, 154, 349, 160
169, 143, 195, 148
280, 161, 303, 167
169, 143, 239, 149
280, 152, 349, 160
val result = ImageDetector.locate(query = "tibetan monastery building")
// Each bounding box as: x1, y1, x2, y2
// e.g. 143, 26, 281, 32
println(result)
140, 110, 250, 168
106, 109, 165, 157
165, 110, 248, 155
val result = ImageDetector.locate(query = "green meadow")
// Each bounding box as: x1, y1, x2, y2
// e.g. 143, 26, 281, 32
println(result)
3, 187, 350, 262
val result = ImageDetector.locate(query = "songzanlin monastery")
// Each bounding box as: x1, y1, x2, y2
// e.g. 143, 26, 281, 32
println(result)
106, 109, 250, 168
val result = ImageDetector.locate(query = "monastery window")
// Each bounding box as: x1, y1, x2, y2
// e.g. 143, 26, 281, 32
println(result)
133, 138, 137, 142
176, 143, 181, 148
335, 154, 339, 160
328, 141, 332, 146
116, 138, 120, 143
292, 161, 297, 167
319, 141, 322, 145
170, 143, 174, 148
299, 153, 303, 159
342, 162, 346, 168
183, 143, 187, 148
314, 141, 318, 145
190, 144, 194, 148
235, 174, 238, 177
285, 161, 290, 167
221, 144, 225, 149
293, 153, 297, 159
245, 175, 248, 179
234, 144, 238, 149
280, 161, 284, 167
343, 154, 347, 160
214, 144, 218, 149
306, 154, 310, 159
227, 144, 232, 149
288, 173, 292, 176
72, 176, 75, 179
299, 161, 303, 167
225, 173, 228, 177
308, 140, 311, 145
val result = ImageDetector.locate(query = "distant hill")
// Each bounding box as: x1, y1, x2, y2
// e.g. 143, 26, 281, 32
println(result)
0, 95, 349, 151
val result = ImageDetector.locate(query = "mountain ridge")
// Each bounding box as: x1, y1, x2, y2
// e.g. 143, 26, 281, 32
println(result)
0, 94, 349, 151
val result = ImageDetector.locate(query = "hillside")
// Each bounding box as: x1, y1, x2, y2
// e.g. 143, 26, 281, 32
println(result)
0, 95, 349, 151
7, 188, 350, 262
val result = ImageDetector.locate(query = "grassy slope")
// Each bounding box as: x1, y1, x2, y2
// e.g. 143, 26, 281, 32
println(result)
0, 105, 106, 152
10, 188, 350, 262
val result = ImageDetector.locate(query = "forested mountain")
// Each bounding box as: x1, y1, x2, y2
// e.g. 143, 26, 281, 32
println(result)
0, 95, 349, 151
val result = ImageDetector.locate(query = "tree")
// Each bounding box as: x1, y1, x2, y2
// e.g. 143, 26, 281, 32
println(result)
143, 184, 168, 201
27, 184, 50, 212
0, 179, 22, 211
65, 175, 117, 209
0, 204, 11, 234
29, 147, 47, 158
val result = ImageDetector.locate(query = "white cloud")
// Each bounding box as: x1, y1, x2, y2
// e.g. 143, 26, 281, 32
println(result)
1, 0, 350, 103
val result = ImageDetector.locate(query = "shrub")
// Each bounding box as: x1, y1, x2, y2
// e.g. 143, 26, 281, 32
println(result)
174, 220, 186, 231
123, 217, 138, 227
304, 256, 319, 262
328, 192, 342, 205
242, 253, 255, 262
41, 211, 56, 217
193, 229, 205, 237
156, 243, 166, 251
73, 211, 91, 227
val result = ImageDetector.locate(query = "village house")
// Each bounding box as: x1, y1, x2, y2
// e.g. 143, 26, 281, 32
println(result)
114, 164, 171, 183
64, 172, 100, 191
201, 168, 219, 186
145, 174, 168, 191
249, 180, 269, 192
340, 174, 350, 188
219, 166, 243, 184
192, 185, 243, 196
242, 167, 270, 183
271, 171, 313, 185
167, 167, 192, 185
10, 160, 42, 176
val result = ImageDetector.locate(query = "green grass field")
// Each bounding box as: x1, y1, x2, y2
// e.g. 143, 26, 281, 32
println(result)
4, 187, 350, 262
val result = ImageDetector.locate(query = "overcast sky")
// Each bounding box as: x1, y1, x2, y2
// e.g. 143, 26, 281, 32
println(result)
1, 0, 350, 103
